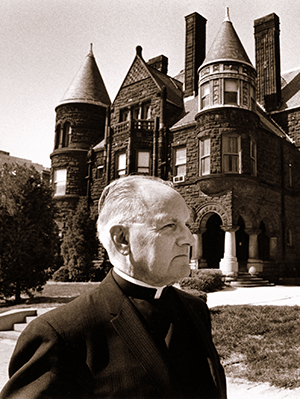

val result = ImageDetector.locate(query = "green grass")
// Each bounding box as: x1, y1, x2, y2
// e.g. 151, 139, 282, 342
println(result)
211, 305, 300, 389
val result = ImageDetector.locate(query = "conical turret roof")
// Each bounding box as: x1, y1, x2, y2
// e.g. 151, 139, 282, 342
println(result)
58, 44, 111, 108
201, 9, 252, 69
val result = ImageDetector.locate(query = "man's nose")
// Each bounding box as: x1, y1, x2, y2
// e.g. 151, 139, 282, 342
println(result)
177, 225, 195, 247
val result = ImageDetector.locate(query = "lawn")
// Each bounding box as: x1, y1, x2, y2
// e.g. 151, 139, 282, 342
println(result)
1, 282, 299, 390
211, 305, 300, 389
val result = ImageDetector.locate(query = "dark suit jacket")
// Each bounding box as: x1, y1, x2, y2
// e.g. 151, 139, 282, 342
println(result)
0, 271, 226, 399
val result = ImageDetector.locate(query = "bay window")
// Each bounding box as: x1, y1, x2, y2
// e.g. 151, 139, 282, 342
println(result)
224, 79, 238, 105
201, 82, 210, 109
223, 135, 241, 173
199, 138, 210, 176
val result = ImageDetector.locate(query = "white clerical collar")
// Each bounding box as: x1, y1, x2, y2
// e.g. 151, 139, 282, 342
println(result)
113, 267, 166, 299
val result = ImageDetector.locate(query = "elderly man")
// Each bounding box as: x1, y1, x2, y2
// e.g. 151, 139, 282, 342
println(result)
1, 176, 226, 399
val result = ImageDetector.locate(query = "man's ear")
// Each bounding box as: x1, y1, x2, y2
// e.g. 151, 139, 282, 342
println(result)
110, 225, 130, 255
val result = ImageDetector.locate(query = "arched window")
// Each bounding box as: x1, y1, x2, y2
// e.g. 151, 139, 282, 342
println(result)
62, 122, 71, 147
55, 124, 61, 149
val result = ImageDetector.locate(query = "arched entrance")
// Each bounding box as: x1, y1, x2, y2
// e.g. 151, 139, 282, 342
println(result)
202, 214, 224, 268
235, 216, 249, 272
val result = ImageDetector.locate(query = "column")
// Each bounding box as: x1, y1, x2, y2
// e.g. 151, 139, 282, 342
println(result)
190, 230, 207, 269
245, 229, 263, 274
219, 226, 239, 277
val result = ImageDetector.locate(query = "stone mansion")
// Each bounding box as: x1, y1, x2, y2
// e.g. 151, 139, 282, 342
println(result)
50, 9, 300, 282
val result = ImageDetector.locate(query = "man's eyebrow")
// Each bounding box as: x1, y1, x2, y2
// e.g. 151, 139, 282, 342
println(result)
153, 215, 179, 225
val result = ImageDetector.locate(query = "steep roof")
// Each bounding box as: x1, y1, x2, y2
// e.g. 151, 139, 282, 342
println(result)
58, 45, 111, 108
114, 46, 183, 109
276, 67, 300, 112
201, 9, 252, 69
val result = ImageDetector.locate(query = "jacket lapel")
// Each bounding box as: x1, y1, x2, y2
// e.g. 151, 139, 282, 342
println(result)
175, 288, 227, 399
100, 271, 174, 397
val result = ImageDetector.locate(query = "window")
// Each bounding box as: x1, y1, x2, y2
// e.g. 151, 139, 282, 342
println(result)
55, 124, 61, 149
117, 153, 126, 177
223, 135, 241, 173
224, 79, 238, 105
137, 151, 150, 174
250, 85, 256, 111
96, 165, 104, 179
250, 139, 257, 176
287, 229, 293, 246
120, 109, 130, 122
132, 106, 140, 120
54, 169, 67, 196
201, 82, 210, 109
142, 102, 151, 119
200, 138, 210, 176
174, 147, 186, 176
62, 122, 71, 147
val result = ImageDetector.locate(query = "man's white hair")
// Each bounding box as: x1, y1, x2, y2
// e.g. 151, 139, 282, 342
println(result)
97, 175, 173, 250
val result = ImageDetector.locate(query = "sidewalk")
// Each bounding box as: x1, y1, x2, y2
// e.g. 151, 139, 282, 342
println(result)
207, 285, 300, 308
0, 285, 300, 397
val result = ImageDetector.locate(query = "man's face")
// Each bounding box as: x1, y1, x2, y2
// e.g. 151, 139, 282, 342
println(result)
127, 183, 195, 286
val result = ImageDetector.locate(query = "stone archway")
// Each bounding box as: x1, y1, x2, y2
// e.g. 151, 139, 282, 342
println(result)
236, 216, 249, 271
202, 214, 225, 268
194, 202, 236, 274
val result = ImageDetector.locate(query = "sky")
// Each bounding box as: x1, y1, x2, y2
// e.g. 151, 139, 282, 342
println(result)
1, 0, 300, 169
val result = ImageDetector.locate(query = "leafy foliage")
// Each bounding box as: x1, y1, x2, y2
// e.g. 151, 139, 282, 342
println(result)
211, 305, 300, 389
0, 163, 59, 303
179, 268, 224, 293
60, 197, 99, 281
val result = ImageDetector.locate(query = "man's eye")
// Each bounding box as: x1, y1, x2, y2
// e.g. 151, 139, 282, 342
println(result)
164, 223, 176, 229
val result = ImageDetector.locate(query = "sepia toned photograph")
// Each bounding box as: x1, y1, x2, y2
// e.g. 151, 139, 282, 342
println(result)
0, 1, 300, 398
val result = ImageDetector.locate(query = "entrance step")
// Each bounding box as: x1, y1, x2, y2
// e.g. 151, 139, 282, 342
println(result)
0, 308, 55, 337
230, 272, 272, 287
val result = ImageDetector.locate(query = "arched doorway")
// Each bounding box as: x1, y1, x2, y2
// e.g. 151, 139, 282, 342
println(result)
258, 221, 270, 260
235, 216, 249, 272
202, 214, 224, 268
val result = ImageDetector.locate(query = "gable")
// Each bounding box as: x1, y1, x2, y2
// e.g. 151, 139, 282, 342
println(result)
123, 57, 151, 87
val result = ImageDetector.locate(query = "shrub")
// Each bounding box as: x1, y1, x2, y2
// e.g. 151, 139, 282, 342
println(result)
52, 266, 70, 282
61, 198, 99, 282
179, 268, 224, 293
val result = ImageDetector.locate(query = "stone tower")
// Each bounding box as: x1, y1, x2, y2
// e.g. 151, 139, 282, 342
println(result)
195, 9, 258, 276
50, 45, 111, 229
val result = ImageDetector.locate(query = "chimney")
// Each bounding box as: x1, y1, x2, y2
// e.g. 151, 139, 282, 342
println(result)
147, 55, 168, 74
254, 13, 281, 112
184, 12, 207, 98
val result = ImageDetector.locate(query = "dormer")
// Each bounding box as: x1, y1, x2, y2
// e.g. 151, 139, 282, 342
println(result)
198, 9, 256, 112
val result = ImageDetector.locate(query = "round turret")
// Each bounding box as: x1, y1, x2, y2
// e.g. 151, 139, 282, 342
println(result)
50, 46, 111, 228
198, 9, 256, 113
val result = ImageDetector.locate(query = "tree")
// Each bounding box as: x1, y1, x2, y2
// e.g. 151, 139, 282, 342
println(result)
60, 197, 99, 281
0, 163, 59, 303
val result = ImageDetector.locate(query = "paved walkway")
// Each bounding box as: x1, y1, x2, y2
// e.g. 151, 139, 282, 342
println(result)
0, 285, 299, 397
